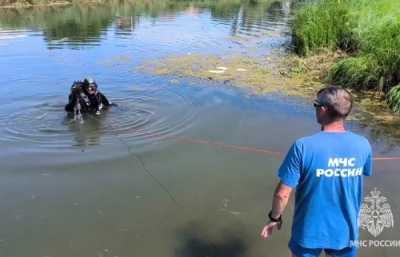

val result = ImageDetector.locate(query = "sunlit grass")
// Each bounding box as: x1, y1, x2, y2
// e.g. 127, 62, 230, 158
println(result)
293, 0, 400, 111
328, 55, 380, 90
292, 0, 355, 56
387, 85, 400, 113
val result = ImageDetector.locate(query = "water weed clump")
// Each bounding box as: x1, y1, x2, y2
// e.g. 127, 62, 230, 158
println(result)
293, 0, 400, 111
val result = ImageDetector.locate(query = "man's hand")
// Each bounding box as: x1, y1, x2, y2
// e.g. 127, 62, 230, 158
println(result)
260, 221, 281, 239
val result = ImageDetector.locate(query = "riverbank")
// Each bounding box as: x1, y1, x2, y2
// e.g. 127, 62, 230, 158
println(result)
292, 0, 400, 112
140, 48, 400, 140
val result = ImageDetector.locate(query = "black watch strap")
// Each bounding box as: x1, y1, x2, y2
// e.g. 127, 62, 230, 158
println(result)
268, 211, 282, 223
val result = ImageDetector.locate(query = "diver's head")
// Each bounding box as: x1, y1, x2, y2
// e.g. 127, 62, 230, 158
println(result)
83, 78, 98, 95
314, 86, 353, 125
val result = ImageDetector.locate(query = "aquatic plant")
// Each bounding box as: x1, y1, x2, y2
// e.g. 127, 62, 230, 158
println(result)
387, 85, 400, 113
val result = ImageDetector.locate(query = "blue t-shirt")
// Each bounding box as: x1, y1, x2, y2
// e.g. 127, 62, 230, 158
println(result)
278, 131, 372, 249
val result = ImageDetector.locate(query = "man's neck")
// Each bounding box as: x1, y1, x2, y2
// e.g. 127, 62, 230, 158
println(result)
321, 120, 346, 132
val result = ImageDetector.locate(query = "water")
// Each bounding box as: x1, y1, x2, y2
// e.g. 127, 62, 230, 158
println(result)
0, 1, 399, 256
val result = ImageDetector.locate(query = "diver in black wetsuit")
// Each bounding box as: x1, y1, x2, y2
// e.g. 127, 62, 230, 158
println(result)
65, 78, 111, 117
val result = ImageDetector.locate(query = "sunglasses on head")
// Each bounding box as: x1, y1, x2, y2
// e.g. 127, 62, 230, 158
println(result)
313, 100, 324, 108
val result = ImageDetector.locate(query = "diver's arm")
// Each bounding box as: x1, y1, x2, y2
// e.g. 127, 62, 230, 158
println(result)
98, 92, 110, 106
260, 182, 293, 239
65, 94, 76, 112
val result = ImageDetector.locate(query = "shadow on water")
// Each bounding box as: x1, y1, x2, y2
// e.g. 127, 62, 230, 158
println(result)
176, 221, 249, 257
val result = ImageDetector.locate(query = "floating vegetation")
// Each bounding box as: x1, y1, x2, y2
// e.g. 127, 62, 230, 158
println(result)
139, 53, 323, 96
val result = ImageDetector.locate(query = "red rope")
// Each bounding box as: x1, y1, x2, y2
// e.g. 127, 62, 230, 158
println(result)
179, 137, 400, 162
180, 137, 282, 156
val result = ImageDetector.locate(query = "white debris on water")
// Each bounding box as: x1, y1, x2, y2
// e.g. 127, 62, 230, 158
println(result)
36, 113, 48, 120
229, 211, 241, 216
208, 70, 225, 74
236, 68, 247, 72
222, 198, 230, 208
49, 37, 68, 43
209, 66, 229, 74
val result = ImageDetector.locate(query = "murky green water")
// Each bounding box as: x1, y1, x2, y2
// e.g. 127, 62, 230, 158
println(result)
0, 1, 399, 256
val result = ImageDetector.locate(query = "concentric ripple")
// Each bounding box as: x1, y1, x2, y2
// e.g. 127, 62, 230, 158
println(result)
0, 86, 196, 153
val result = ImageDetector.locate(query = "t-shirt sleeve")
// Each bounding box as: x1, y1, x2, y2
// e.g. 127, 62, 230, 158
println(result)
363, 143, 373, 176
277, 141, 303, 188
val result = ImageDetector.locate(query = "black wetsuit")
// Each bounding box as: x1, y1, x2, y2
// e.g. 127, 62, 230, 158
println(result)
65, 81, 110, 113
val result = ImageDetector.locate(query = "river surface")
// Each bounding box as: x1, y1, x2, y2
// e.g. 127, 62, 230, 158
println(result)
0, 1, 399, 257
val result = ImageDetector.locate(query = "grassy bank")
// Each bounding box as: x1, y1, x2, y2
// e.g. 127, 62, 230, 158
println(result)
292, 0, 400, 112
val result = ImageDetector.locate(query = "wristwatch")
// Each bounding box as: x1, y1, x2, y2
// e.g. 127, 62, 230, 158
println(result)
268, 211, 282, 225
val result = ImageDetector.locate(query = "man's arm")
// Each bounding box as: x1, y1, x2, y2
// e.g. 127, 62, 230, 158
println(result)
260, 181, 293, 239
261, 141, 301, 239
271, 181, 293, 218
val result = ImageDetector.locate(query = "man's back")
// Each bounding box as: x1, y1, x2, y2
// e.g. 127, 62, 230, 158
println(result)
278, 131, 372, 249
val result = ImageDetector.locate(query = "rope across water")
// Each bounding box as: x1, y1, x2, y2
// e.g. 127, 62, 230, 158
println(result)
178, 137, 400, 162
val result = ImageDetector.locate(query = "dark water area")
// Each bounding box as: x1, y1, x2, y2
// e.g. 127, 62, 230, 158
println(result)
0, 1, 399, 257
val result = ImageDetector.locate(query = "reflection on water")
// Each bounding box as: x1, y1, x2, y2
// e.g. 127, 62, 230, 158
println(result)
0, 1, 399, 257
0, 86, 196, 151
0, 0, 291, 48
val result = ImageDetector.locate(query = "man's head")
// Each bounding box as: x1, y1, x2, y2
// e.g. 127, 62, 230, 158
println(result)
314, 86, 353, 125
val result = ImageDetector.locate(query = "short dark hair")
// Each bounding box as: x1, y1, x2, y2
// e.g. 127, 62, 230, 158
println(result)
316, 86, 353, 119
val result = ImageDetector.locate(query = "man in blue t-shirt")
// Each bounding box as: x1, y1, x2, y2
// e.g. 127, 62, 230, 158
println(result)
260, 86, 372, 257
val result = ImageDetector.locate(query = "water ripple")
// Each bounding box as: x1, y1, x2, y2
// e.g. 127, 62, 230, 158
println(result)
0, 86, 197, 152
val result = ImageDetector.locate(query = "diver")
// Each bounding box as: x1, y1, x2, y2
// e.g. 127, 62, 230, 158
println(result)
65, 78, 111, 119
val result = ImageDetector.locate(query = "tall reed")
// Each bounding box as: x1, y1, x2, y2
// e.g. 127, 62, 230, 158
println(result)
293, 0, 400, 111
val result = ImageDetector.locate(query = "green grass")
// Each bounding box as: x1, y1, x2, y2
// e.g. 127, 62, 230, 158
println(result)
292, 0, 356, 56
328, 56, 381, 90
387, 85, 400, 113
293, 0, 400, 111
